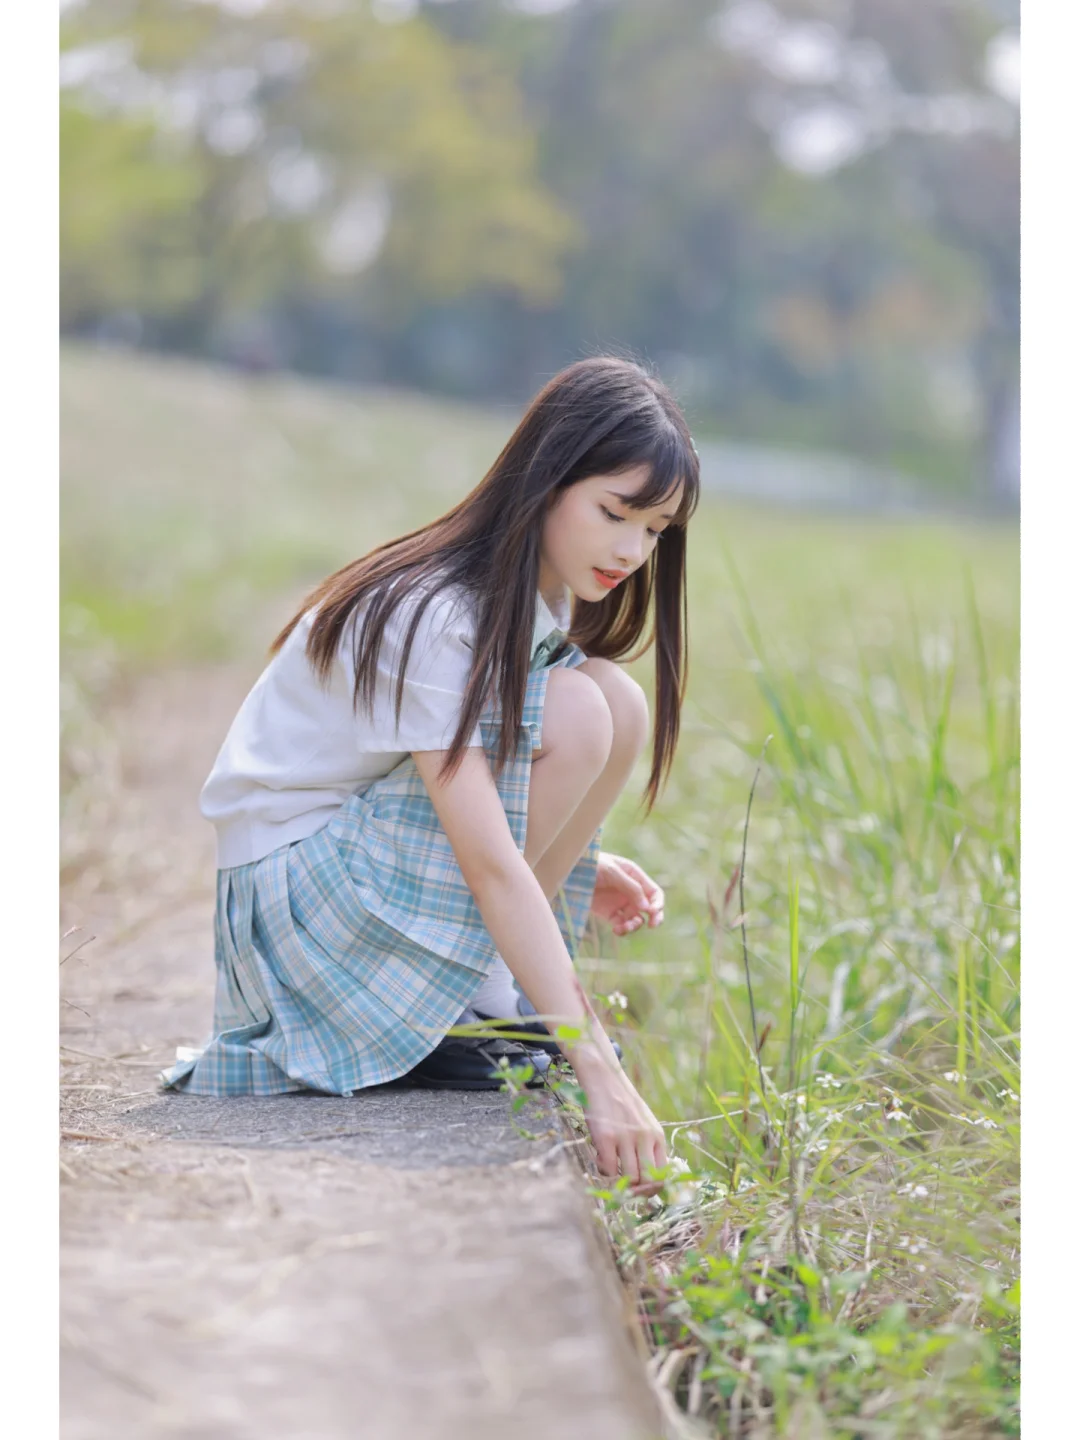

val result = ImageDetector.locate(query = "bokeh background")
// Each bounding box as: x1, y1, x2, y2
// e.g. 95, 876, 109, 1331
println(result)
60, 2, 1020, 1434
61, 0, 1019, 505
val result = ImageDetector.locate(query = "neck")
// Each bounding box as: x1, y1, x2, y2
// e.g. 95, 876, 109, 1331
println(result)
537, 555, 563, 607
539, 579, 567, 615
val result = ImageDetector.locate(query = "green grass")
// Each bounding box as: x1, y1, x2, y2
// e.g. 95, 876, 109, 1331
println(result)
61, 345, 1019, 1437
587, 514, 1018, 1436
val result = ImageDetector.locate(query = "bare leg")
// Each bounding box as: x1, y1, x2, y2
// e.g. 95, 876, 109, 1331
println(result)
526, 659, 650, 901
521, 665, 613, 870
470, 661, 648, 1019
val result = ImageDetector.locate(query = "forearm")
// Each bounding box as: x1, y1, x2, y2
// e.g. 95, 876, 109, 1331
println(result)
471, 855, 620, 1076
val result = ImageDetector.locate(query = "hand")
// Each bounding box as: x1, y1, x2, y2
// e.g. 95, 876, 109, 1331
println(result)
577, 1059, 669, 1195
590, 851, 665, 936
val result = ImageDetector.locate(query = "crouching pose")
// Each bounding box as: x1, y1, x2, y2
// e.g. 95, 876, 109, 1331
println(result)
163, 356, 700, 1192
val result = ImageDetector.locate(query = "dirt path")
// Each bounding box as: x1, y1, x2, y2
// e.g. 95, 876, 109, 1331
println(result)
60, 666, 662, 1440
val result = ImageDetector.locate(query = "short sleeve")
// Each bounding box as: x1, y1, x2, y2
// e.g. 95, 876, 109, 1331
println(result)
343, 584, 484, 754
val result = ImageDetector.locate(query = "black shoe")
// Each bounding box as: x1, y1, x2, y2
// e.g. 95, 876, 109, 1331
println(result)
401, 1014, 552, 1091
473, 1007, 623, 1064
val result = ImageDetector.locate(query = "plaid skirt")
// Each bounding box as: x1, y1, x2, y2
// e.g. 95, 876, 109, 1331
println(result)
160, 643, 600, 1095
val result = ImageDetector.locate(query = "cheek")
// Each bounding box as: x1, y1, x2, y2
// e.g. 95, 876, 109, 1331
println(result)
547, 498, 588, 556
541, 508, 573, 568
568, 494, 602, 543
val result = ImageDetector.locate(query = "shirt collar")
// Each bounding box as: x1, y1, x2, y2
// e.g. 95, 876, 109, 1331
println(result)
531, 587, 570, 657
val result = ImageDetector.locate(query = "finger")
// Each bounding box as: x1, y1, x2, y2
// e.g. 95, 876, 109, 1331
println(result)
628, 876, 663, 922
622, 880, 648, 912
589, 1118, 619, 1180
643, 885, 665, 916
624, 859, 662, 903
639, 1136, 660, 1188
653, 1134, 669, 1174
629, 1178, 664, 1199
629, 1154, 665, 1199
617, 1134, 642, 1187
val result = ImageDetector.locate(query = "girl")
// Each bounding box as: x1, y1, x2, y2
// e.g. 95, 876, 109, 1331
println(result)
163, 356, 699, 1192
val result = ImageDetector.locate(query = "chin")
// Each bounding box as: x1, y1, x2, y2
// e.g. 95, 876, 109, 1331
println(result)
573, 577, 607, 601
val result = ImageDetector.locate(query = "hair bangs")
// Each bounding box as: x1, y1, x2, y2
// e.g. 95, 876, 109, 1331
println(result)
617, 424, 699, 527
572, 406, 700, 527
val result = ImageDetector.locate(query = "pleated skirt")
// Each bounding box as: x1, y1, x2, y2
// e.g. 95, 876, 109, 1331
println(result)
160, 644, 600, 1095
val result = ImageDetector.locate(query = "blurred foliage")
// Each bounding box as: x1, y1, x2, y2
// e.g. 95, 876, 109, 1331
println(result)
60, 0, 1018, 494
60, 0, 576, 336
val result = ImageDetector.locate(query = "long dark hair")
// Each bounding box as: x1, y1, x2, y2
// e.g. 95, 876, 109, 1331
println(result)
271, 356, 700, 811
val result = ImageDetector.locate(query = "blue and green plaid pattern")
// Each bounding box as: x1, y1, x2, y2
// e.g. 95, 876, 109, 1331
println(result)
161, 641, 600, 1095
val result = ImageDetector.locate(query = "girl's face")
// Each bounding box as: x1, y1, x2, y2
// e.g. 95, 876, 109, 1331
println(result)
538, 464, 683, 603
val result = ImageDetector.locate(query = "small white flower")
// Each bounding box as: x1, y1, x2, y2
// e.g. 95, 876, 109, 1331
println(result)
605, 990, 629, 1012
998, 1088, 1019, 1102
943, 1071, 964, 1084
916, 1263, 927, 1273
662, 1156, 701, 1208
796, 1094, 806, 1106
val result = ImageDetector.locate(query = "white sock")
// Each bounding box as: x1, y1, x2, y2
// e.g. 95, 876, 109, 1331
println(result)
463, 955, 521, 1020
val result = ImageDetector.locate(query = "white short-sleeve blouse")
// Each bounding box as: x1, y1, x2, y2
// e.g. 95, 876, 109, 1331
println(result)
201, 580, 570, 868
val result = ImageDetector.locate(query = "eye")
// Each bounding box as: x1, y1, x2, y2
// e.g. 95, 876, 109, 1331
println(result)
601, 505, 665, 540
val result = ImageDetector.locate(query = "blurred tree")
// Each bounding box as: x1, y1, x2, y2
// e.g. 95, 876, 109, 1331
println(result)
416, 0, 1015, 490
59, 0, 1018, 496
60, 0, 577, 352
838, 0, 1019, 492
60, 97, 203, 327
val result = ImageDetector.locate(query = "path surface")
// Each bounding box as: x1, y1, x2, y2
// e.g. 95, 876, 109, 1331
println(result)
60, 667, 662, 1440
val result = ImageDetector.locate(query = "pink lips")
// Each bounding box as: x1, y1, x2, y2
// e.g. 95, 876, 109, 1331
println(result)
593, 568, 625, 590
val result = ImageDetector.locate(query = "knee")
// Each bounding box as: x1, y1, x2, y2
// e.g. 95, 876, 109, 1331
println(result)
578, 659, 650, 766
540, 666, 615, 778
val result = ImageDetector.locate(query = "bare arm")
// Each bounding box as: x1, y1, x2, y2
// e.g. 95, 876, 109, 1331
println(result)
412, 745, 667, 1188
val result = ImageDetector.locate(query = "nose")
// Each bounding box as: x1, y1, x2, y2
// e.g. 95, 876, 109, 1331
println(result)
613, 527, 647, 568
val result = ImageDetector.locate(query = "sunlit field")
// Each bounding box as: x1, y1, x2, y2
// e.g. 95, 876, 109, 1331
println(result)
61, 345, 1019, 1438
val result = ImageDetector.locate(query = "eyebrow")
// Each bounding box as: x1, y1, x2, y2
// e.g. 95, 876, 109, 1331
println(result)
605, 489, 678, 521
